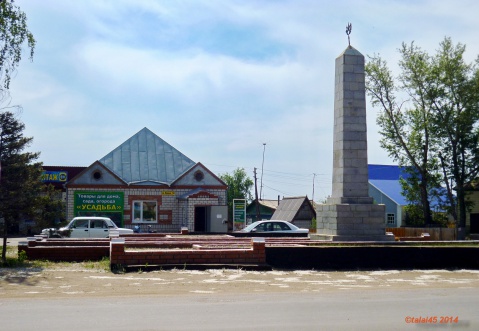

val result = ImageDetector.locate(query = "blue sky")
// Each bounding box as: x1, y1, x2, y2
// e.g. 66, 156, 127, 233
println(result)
8, 0, 479, 202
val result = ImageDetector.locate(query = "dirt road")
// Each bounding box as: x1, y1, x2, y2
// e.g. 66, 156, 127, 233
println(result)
2, 263, 479, 299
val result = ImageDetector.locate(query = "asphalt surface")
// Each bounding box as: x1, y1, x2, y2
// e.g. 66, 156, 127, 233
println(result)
2, 286, 478, 330
4, 237, 27, 246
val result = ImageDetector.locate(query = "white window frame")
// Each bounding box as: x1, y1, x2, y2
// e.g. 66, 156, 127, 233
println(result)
132, 200, 158, 223
387, 213, 395, 225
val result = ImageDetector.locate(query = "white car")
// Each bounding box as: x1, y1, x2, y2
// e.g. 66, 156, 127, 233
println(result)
42, 217, 133, 238
238, 220, 309, 234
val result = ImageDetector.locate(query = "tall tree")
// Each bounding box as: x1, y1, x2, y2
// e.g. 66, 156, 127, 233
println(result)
365, 44, 440, 225
1, 111, 42, 264
0, 0, 35, 99
427, 38, 479, 235
34, 184, 66, 232
218, 168, 254, 222
366, 38, 479, 236
0, 0, 36, 263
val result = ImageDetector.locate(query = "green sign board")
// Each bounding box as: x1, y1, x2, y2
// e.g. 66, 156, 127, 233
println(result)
233, 199, 246, 230
74, 192, 124, 213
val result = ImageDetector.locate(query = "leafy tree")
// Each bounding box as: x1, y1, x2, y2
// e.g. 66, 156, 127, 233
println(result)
1, 111, 42, 264
0, 0, 35, 98
365, 43, 440, 225
33, 184, 66, 232
427, 38, 479, 235
366, 38, 479, 236
218, 168, 254, 222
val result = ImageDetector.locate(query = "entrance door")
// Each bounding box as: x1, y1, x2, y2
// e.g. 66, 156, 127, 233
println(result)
471, 213, 479, 233
209, 206, 228, 232
194, 206, 207, 232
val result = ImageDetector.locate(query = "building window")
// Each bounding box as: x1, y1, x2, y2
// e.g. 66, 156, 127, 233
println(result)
92, 170, 102, 180
194, 170, 204, 181
387, 213, 395, 225
133, 201, 157, 223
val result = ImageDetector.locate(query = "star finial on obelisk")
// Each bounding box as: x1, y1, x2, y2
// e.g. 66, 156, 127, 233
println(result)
346, 23, 352, 46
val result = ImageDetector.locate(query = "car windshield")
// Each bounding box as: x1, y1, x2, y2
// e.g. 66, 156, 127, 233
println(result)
287, 223, 300, 230
105, 219, 118, 228
242, 221, 261, 232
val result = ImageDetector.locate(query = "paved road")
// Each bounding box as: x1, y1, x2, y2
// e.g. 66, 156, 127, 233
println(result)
2, 286, 478, 330
4, 237, 27, 246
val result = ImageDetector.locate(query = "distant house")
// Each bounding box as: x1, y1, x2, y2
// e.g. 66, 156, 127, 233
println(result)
246, 199, 279, 223
271, 196, 316, 229
465, 179, 479, 235
65, 128, 228, 233
368, 164, 449, 228
368, 165, 409, 227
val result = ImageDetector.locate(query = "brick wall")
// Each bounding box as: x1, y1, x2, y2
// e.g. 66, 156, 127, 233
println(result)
19, 238, 109, 262
110, 237, 266, 268
67, 187, 227, 233
386, 227, 456, 240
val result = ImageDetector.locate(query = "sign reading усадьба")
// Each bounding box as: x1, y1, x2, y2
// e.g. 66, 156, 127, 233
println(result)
74, 192, 124, 212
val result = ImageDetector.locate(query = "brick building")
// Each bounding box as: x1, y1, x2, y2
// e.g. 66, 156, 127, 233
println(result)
65, 128, 228, 233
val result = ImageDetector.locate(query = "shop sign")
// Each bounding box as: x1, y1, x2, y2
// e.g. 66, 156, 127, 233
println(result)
233, 199, 246, 230
161, 190, 175, 196
74, 192, 124, 212
42, 171, 68, 183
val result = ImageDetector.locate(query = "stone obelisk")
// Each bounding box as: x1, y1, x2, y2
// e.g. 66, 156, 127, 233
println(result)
315, 25, 393, 241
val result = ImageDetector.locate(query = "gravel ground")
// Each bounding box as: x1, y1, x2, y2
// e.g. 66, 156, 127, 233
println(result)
3, 237, 479, 300
2, 263, 479, 299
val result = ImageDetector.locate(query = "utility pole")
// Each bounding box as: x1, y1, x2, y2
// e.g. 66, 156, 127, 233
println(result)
312, 173, 316, 203
254, 168, 260, 222
260, 143, 266, 200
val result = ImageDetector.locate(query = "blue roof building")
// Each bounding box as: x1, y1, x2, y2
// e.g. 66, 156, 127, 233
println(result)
368, 164, 449, 227
368, 165, 409, 227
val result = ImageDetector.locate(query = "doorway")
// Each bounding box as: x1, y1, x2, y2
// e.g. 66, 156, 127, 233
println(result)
470, 213, 479, 233
194, 206, 207, 232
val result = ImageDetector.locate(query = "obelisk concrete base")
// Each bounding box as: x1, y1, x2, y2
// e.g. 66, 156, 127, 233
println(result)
313, 203, 395, 241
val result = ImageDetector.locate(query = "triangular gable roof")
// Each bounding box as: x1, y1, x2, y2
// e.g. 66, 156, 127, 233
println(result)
368, 165, 410, 205
271, 196, 315, 222
369, 179, 408, 205
172, 162, 227, 187
99, 127, 196, 185
177, 188, 219, 200
67, 161, 127, 186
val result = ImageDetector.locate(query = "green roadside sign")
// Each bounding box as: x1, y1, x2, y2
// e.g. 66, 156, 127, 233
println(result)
233, 199, 246, 230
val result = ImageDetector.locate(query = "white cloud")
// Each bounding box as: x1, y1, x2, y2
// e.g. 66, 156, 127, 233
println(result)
10, 0, 479, 200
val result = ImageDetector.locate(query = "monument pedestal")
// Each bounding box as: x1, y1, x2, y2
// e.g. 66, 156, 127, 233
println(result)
314, 202, 394, 241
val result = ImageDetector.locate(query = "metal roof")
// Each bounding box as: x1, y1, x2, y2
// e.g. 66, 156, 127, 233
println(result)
271, 197, 312, 222
368, 164, 410, 180
368, 165, 410, 205
369, 179, 407, 205
368, 165, 449, 208
99, 127, 195, 185
258, 199, 279, 209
